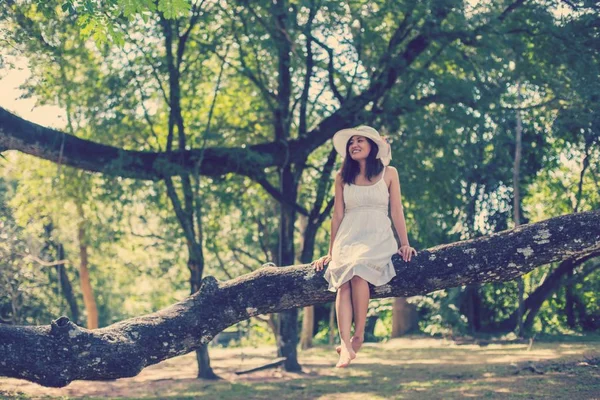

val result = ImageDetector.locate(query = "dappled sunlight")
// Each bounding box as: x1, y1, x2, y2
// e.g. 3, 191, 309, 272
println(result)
358, 337, 600, 367
1, 336, 598, 399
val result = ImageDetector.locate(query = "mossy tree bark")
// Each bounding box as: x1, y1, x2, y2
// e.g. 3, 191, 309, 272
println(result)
1, 209, 599, 387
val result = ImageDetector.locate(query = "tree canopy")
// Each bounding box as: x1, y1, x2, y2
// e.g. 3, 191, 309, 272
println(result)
1, 0, 599, 383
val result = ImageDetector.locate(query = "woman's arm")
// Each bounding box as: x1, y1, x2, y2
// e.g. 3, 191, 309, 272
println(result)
388, 166, 410, 247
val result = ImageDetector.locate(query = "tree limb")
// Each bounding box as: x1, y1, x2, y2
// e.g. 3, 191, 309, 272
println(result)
0, 106, 284, 180
0, 1, 532, 181
1, 209, 599, 387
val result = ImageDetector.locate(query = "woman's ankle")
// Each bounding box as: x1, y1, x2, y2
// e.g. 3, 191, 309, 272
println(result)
352, 334, 364, 342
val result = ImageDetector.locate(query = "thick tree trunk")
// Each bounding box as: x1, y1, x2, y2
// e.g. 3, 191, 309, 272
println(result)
270, 0, 302, 373
76, 205, 98, 330
188, 255, 218, 379
1, 209, 599, 387
391, 297, 418, 337
195, 345, 215, 379
276, 161, 301, 371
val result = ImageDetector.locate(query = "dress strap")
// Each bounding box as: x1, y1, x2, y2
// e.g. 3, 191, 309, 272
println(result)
380, 166, 386, 181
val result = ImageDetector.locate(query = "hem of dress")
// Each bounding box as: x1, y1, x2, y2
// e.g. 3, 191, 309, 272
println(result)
324, 262, 396, 292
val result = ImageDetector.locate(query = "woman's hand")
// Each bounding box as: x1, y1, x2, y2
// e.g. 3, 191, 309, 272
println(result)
397, 245, 417, 262
311, 254, 332, 271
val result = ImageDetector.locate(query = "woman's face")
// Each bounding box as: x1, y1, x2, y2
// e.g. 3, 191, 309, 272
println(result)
347, 135, 371, 161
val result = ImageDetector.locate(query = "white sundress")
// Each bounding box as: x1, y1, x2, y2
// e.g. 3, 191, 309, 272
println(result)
323, 166, 398, 292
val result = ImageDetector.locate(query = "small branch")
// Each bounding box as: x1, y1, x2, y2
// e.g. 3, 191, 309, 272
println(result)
316, 196, 335, 227
309, 34, 344, 104
501, 97, 560, 111
210, 243, 235, 280
22, 255, 69, 267
231, 246, 266, 266
235, 357, 286, 375
230, 250, 257, 273
119, 26, 170, 105
499, 0, 527, 22
255, 175, 309, 216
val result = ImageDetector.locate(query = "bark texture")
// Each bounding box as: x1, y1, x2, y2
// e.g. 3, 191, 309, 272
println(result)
1, 209, 599, 387
0, 107, 281, 181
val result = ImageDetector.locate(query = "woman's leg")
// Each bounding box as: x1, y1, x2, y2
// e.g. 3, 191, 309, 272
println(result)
349, 275, 370, 352
335, 281, 356, 367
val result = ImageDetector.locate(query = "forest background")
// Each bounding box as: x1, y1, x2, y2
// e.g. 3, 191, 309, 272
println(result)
0, 0, 598, 380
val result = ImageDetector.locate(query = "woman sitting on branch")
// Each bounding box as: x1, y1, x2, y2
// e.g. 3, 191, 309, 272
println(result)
312, 125, 417, 368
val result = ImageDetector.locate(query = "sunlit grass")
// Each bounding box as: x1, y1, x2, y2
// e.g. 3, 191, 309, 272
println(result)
1, 335, 598, 399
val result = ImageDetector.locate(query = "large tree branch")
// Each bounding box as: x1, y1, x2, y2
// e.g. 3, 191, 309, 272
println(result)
1, 209, 599, 387
0, 0, 532, 180
0, 107, 285, 180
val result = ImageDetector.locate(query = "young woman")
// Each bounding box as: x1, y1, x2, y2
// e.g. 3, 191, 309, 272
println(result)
312, 125, 417, 368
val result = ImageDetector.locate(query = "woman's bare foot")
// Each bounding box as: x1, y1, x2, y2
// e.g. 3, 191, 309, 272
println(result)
335, 342, 356, 368
336, 336, 364, 354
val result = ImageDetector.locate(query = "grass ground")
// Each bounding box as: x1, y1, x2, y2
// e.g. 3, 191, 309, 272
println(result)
1, 335, 599, 399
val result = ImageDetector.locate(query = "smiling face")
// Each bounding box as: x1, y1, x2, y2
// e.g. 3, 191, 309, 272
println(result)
340, 133, 383, 183
347, 135, 372, 161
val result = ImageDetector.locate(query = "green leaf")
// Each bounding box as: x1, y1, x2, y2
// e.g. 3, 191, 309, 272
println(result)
120, 0, 156, 18
157, 0, 190, 19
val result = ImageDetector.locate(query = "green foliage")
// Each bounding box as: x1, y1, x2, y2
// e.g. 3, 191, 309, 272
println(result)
1, 0, 598, 341
0, 178, 64, 324
30, 0, 190, 46
414, 289, 469, 336
120, 0, 157, 18
157, 0, 189, 19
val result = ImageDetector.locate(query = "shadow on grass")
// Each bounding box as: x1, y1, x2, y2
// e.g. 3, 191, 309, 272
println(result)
1, 335, 599, 399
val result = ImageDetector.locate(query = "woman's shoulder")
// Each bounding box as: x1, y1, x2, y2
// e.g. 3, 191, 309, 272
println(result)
335, 169, 343, 185
384, 165, 398, 177
384, 166, 399, 186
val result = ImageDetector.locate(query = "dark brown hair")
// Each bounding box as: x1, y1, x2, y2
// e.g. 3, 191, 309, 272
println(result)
341, 137, 384, 185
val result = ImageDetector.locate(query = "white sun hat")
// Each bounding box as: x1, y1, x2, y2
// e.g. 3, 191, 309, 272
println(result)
332, 125, 392, 166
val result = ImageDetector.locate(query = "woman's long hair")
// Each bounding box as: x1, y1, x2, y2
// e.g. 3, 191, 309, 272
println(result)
341, 137, 385, 185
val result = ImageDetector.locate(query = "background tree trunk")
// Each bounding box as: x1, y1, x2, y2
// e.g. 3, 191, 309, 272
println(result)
329, 303, 336, 345
297, 149, 337, 350
55, 244, 79, 326
391, 297, 418, 337
300, 306, 314, 350
76, 203, 98, 329
43, 223, 80, 325
565, 269, 577, 328
464, 285, 481, 334
514, 86, 525, 337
